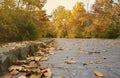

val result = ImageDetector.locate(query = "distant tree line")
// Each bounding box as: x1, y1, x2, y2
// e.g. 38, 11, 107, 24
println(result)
0, 0, 120, 43
51, 0, 120, 38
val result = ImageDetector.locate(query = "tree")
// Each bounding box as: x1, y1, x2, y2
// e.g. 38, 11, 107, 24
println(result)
67, 2, 87, 38
104, 1, 120, 38
51, 6, 71, 38
88, 0, 114, 38
0, 0, 49, 42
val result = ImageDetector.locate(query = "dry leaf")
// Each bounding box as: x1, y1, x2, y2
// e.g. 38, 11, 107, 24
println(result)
29, 61, 37, 68
43, 68, 52, 78
57, 47, 63, 50
65, 60, 76, 64
34, 56, 41, 61
10, 70, 19, 75
30, 74, 42, 78
49, 47, 55, 51
59, 76, 65, 78
35, 51, 44, 56
49, 52, 54, 55
40, 57, 48, 61
39, 48, 47, 52
85, 52, 100, 55
18, 76, 27, 78
51, 64, 64, 69
22, 64, 29, 67
83, 61, 93, 66
15, 60, 27, 65
27, 57, 34, 61
31, 68, 41, 73
94, 70, 103, 77
9, 65, 24, 71
95, 60, 103, 64
40, 66, 48, 70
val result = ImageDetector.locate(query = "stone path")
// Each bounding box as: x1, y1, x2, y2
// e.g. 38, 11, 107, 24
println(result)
41, 39, 120, 78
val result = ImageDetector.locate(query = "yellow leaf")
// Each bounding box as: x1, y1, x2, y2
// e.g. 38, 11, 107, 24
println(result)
10, 70, 19, 75
94, 70, 103, 77
40, 57, 49, 61
8, 65, 24, 71
27, 57, 34, 61
18, 76, 27, 78
59, 76, 65, 78
43, 68, 52, 78
29, 61, 37, 68
65, 60, 76, 64
30, 74, 42, 78
15, 60, 27, 65
34, 56, 41, 61
51, 64, 64, 69
39, 48, 47, 52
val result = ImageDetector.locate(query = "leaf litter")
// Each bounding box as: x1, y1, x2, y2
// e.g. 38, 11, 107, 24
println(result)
3, 41, 59, 78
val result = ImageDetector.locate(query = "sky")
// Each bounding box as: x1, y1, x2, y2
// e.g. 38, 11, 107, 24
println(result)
43, 0, 96, 15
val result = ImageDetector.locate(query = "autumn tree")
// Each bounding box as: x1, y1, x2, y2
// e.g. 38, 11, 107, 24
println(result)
85, 0, 113, 37
51, 6, 71, 38
104, 0, 120, 38
0, 0, 49, 42
0, 0, 18, 42
67, 2, 87, 38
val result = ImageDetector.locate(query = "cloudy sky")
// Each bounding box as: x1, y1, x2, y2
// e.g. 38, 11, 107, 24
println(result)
43, 0, 96, 15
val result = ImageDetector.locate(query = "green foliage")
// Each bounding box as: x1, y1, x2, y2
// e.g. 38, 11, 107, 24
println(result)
12, 10, 38, 41
0, 0, 48, 43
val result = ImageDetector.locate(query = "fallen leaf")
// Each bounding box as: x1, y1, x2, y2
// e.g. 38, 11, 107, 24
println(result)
65, 60, 76, 64
49, 52, 54, 55
10, 70, 19, 75
15, 60, 27, 65
27, 57, 34, 61
49, 47, 55, 51
29, 61, 38, 68
51, 64, 64, 69
59, 76, 65, 78
30, 74, 42, 78
34, 56, 41, 61
95, 60, 103, 64
83, 60, 93, 66
21, 64, 28, 67
43, 68, 52, 78
57, 47, 63, 50
39, 48, 47, 52
94, 70, 103, 77
31, 68, 41, 73
9, 65, 24, 71
40, 57, 48, 61
40, 66, 48, 70
35, 51, 44, 56
86, 52, 100, 55
18, 76, 27, 78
